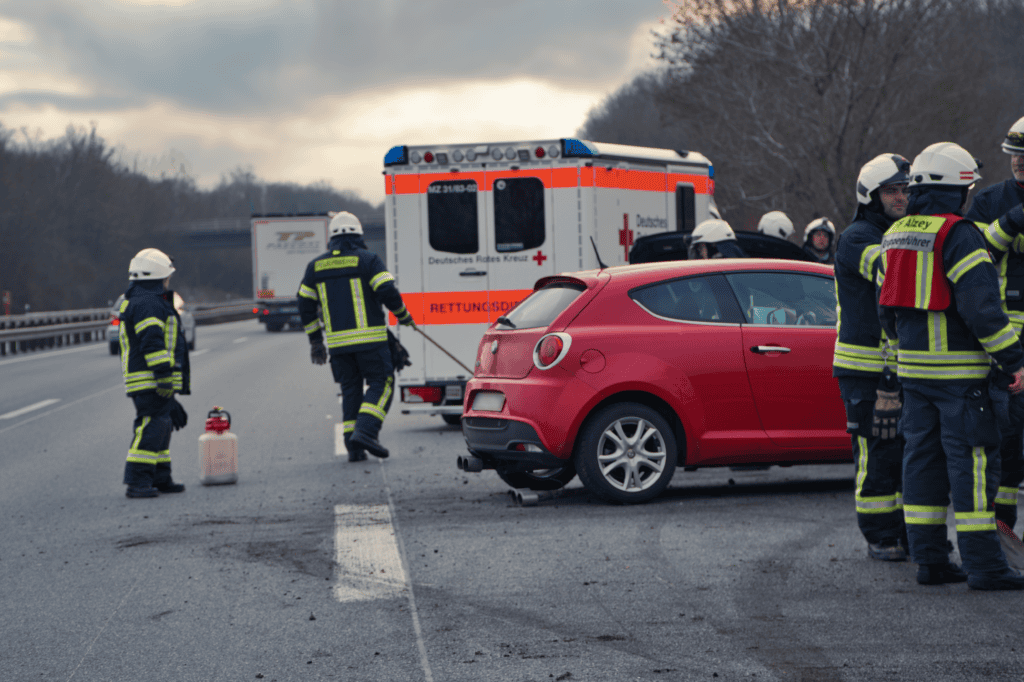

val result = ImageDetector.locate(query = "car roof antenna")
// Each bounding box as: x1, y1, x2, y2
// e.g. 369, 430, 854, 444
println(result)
590, 237, 608, 271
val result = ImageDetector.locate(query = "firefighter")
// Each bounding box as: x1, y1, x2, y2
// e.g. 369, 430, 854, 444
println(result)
965, 116, 1024, 533
757, 211, 795, 241
802, 218, 836, 264
298, 212, 414, 461
878, 142, 1024, 589
833, 153, 912, 561
688, 218, 747, 259
120, 248, 190, 498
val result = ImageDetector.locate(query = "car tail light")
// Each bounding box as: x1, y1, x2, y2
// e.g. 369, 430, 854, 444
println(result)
533, 332, 572, 370
402, 386, 443, 403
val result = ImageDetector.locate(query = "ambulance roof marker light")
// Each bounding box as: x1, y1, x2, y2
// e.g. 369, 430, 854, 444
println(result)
548, 145, 560, 158
384, 145, 409, 166
561, 138, 597, 158
424, 151, 434, 163
535, 146, 545, 159
410, 151, 422, 163
491, 148, 503, 161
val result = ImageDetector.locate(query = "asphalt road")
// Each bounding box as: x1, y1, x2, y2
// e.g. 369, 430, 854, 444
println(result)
2, 319, 1023, 682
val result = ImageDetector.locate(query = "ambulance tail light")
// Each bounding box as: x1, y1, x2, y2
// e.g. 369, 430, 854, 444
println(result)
110, 318, 119, 326
403, 386, 443, 404
533, 333, 572, 370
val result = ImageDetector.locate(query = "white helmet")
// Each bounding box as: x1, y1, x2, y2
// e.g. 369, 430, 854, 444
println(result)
909, 142, 982, 187
691, 218, 736, 245
856, 153, 911, 204
757, 211, 794, 239
328, 211, 363, 236
803, 218, 836, 245
128, 248, 175, 280
1002, 116, 1024, 155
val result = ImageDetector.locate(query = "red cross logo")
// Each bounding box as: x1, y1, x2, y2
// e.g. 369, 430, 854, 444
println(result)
619, 213, 634, 261
532, 250, 547, 266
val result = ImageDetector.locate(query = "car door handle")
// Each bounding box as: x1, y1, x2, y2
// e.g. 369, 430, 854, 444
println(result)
459, 270, 487, 277
750, 345, 791, 354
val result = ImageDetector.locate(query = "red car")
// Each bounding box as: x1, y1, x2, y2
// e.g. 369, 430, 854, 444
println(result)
458, 258, 851, 503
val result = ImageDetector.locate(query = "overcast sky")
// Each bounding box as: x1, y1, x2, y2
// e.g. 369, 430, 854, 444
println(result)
0, 0, 671, 204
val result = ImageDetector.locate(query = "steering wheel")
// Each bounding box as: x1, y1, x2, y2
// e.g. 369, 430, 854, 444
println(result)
796, 311, 817, 326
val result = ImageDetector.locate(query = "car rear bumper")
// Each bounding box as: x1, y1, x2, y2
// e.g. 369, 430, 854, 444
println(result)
462, 416, 568, 468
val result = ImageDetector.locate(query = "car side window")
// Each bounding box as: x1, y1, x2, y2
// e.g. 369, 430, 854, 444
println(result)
725, 272, 837, 326
630, 276, 722, 322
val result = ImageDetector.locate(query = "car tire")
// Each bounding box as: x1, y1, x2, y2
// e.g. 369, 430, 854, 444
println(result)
575, 402, 677, 504
109, 341, 119, 355
496, 462, 577, 491
442, 414, 462, 426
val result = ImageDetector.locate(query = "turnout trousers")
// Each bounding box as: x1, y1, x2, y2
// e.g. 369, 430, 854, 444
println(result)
123, 391, 173, 487
838, 377, 905, 545
330, 343, 394, 446
996, 426, 1023, 529
901, 382, 1011, 577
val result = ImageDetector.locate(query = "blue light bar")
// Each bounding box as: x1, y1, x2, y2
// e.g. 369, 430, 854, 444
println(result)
561, 138, 596, 158
709, 165, 714, 179
384, 145, 408, 166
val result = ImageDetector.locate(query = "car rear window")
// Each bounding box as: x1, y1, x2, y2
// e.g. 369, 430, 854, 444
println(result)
498, 283, 585, 329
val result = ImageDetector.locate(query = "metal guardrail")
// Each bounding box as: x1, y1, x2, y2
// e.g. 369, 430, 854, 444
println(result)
0, 302, 258, 356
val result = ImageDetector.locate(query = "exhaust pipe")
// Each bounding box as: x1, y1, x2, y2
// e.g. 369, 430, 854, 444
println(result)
509, 488, 565, 507
457, 455, 485, 472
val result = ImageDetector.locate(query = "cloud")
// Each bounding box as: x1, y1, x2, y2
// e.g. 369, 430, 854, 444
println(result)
0, 0, 673, 202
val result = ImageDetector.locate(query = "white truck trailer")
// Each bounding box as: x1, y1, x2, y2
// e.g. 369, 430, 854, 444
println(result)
382, 138, 715, 423
251, 214, 329, 331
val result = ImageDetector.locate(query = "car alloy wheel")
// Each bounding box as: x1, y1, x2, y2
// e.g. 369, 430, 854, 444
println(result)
575, 402, 677, 504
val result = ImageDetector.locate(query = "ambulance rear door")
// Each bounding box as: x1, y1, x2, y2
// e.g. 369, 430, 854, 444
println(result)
418, 169, 490, 389
592, 161, 671, 266
667, 161, 713, 235
483, 165, 556, 319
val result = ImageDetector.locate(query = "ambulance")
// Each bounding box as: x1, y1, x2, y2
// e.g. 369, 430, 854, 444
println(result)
383, 138, 715, 424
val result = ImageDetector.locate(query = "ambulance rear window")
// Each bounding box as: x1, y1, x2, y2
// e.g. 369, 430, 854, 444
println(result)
498, 282, 584, 330
494, 177, 545, 252
428, 180, 478, 254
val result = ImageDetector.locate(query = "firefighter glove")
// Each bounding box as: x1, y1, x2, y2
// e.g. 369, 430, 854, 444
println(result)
398, 312, 415, 327
873, 389, 902, 439
155, 374, 175, 399
169, 399, 188, 430
310, 340, 328, 365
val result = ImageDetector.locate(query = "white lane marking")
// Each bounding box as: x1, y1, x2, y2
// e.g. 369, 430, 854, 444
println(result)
379, 459, 435, 682
190, 348, 210, 357
0, 343, 102, 367
0, 398, 61, 420
334, 423, 348, 457
0, 384, 121, 436
333, 504, 407, 602
232, 337, 248, 343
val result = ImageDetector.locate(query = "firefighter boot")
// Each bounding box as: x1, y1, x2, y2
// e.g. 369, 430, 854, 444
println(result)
868, 539, 907, 562
153, 462, 185, 493
967, 568, 1024, 591
350, 431, 389, 459
916, 562, 968, 585
344, 435, 367, 462
124, 462, 159, 498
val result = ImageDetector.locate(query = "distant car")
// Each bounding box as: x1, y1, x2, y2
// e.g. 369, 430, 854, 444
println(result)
109, 292, 196, 355
460, 258, 850, 504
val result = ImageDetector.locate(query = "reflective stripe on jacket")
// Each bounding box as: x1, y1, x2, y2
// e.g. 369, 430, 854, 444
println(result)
119, 281, 190, 396
297, 236, 412, 354
878, 191, 1024, 385
833, 209, 894, 379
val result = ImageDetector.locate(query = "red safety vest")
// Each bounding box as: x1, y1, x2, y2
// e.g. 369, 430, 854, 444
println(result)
879, 214, 962, 310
